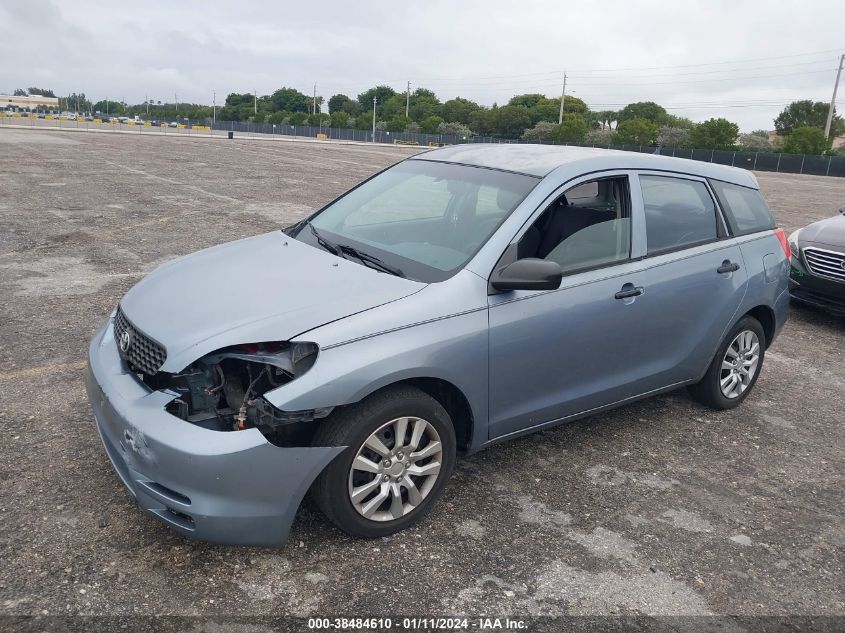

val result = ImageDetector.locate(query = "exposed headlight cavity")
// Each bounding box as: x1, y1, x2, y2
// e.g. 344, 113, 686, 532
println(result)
143, 341, 325, 442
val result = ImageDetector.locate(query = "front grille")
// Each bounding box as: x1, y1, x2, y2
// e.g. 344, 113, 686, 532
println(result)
803, 247, 845, 283
113, 306, 167, 375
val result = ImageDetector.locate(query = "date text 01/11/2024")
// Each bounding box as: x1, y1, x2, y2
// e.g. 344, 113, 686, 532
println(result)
306, 617, 528, 630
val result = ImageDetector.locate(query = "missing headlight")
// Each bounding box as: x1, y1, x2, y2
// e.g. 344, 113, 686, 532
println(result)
154, 341, 323, 440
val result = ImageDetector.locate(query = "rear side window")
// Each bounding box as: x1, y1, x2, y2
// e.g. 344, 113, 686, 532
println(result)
640, 175, 718, 255
709, 180, 775, 235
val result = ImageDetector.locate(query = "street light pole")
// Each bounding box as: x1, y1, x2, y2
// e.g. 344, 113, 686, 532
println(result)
558, 73, 567, 125
213, 90, 216, 129
372, 96, 377, 142
406, 81, 410, 118
824, 54, 845, 141
313, 84, 317, 116
254, 89, 257, 115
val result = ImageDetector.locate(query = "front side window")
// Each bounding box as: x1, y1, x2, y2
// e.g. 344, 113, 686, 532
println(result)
299, 160, 538, 282
517, 176, 631, 274
640, 175, 718, 255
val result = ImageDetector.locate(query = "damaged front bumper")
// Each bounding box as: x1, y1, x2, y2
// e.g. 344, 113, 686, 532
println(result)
85, 316, 344, 547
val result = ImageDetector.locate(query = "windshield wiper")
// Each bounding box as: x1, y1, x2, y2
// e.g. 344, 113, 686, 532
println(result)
337, 243, 406, 278
307, 222, 345, 259
307, 222, 404, 277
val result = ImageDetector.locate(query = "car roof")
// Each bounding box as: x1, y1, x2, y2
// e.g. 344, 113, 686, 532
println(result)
411, 143, 758, 188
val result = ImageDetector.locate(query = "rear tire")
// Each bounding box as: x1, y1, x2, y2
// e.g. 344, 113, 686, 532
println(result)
311, 385, 456, 538
688, 316, 766, 410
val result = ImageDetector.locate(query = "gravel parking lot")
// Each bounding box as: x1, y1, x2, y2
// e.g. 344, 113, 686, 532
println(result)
0, 128, 843, 627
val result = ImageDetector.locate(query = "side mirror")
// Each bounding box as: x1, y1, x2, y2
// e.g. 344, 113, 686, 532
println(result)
490, 258, 563, 292
838, 204, 845, 216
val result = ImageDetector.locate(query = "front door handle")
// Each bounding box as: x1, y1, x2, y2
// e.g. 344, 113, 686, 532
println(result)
615, 285, 644, 300
717, 260, 740, 274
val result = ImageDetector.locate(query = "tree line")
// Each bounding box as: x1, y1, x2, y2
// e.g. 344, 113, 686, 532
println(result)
8, 85, 845, 155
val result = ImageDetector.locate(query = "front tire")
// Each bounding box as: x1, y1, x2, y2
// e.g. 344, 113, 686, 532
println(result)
311, 385, 456, 538
688, 315, 766, 410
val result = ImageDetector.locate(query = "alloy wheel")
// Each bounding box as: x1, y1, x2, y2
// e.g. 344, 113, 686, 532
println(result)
719, 330, 760, 399
348, 416, 443, 522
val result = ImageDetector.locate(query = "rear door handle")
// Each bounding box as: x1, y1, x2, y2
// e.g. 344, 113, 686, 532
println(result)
717, 261, 740, 274
615, 286, 644, 300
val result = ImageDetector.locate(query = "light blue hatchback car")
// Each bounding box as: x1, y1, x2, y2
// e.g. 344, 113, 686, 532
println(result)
86, 145, 791, 546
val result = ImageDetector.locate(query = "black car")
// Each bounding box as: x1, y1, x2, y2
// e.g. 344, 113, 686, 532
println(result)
788, 205, 845, 316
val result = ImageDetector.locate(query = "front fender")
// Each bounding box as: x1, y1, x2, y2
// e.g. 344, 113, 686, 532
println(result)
263, 309, 489, 444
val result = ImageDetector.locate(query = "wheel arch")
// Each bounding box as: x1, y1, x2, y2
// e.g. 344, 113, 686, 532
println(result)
356, 377, 476, 453
743, 305, 776, 348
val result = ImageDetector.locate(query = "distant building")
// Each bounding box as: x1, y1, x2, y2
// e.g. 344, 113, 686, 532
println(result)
2, 94, 60, 111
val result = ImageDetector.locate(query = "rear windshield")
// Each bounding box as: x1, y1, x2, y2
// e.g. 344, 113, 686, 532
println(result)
709, 180, 775, 236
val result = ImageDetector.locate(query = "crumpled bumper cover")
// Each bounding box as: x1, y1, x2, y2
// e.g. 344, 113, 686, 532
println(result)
85, 317, 344, 547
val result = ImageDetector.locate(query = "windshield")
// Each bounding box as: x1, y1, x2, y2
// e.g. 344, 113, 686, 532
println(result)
296, 159, 538, 282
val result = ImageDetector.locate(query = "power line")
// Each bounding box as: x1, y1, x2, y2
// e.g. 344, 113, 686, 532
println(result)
384, 47, 843, 82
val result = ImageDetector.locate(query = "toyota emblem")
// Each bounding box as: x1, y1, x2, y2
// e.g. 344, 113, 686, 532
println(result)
841, 259, 845, 271
119, 330, 132, 353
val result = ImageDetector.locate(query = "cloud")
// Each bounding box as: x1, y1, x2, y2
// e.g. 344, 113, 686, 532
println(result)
0, 0, 842, 131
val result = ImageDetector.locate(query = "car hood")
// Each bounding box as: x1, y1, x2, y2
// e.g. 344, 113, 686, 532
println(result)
120, 231, 425, 372
799, 214, 845, 248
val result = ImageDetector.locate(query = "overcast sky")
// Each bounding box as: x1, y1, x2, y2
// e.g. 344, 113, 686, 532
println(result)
2, 0, 843, 131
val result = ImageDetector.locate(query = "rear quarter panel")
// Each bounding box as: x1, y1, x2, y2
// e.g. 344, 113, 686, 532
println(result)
734, 232, 790, 343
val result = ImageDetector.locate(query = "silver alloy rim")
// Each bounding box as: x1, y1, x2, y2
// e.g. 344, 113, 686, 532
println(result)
348, 416, 443, 522
720, 330, 760, 399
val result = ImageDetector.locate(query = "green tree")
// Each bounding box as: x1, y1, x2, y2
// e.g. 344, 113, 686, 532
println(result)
420, 114, 444, 134
357, 85, 397, 116
775, 100, 843, 138
267, 87, 310, 113
688, 117, 739, 150
617, 101, 668, 125
407, 88, 441, 122
330, 111, 350, 128
289, 112, 309, 125
552, 114, 589, 142
615, 118, 659, 145
92, 100, 121, 115
783, 126, 830, 155
468, 108, 496, 136
387, 115, 411, 132
560, 95, 588, 115
13, 88, 27, 96
440, 97, 481, 124
27, 87, 56, 98
491, 105, 532, 138
328, 93, 353, 113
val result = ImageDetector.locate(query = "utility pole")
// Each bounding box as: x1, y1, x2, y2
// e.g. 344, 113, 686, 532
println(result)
406, 81, 410, 118
824, 54, 844, 141
213, 90, 216, 129
313, 83, 317, 116
558, 73, 567, 124
145, 95, 149, 116
372, 96, 377, 142
254, 89, 258, 114
175, 93, 178, 113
